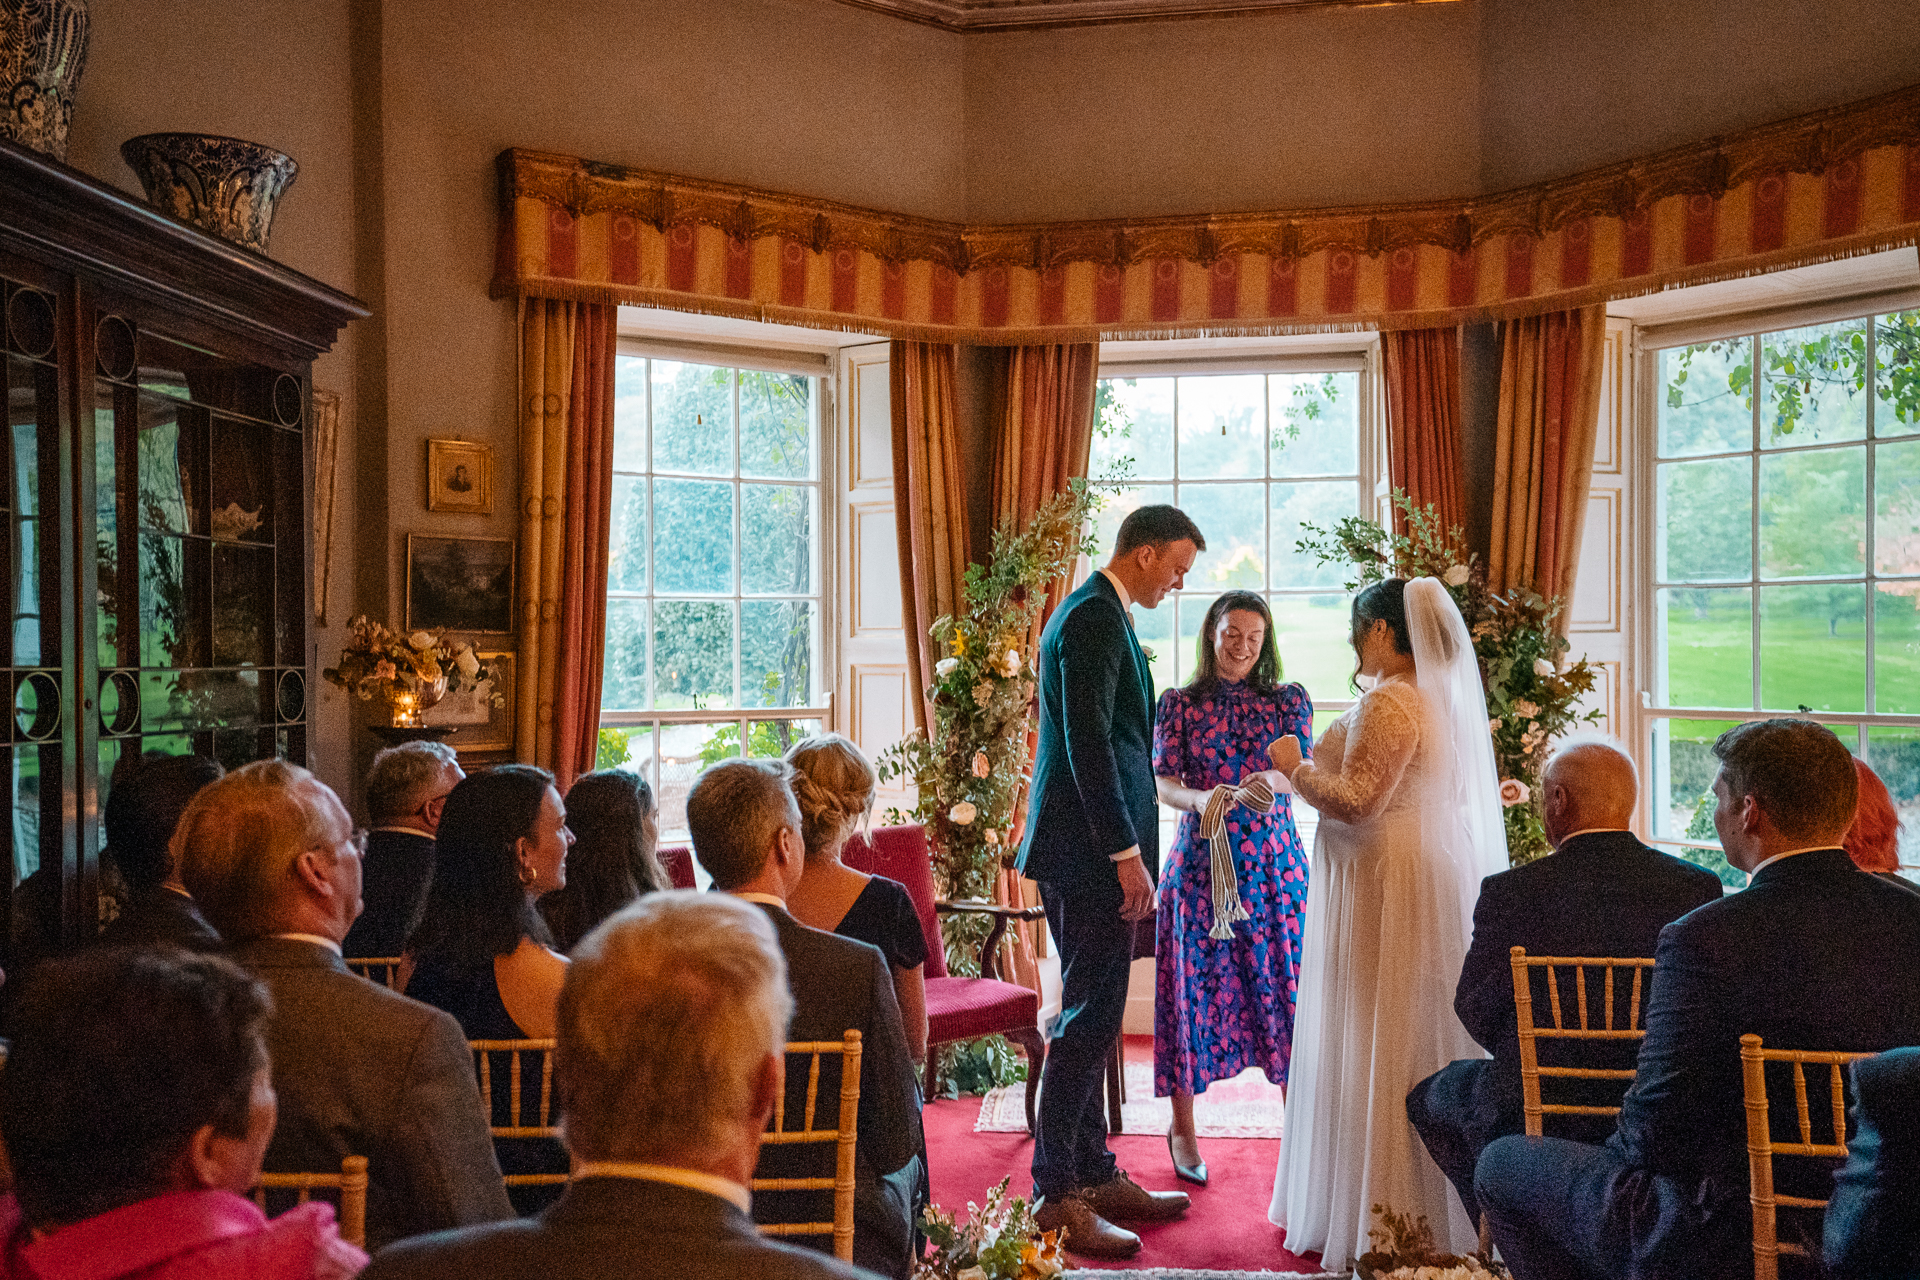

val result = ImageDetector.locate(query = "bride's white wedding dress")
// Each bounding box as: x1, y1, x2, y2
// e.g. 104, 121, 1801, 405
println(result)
1268, 580, 1506, 1271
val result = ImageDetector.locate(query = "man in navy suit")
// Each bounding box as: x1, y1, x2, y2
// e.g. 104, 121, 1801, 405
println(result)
1476, 719, 1920, 1280
1018, 504, 1202, 1259
1407, 736, 1723, 1224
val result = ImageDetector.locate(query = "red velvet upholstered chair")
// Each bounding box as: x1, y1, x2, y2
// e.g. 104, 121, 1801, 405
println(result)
841, 824, 1047, 1132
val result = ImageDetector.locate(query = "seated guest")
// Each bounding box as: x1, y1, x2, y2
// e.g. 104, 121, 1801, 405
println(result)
342, 742, 463, 960
176, 760, 513, 1249
1846, 757, 1916, 894
359, 892, 874, 1280
97, 753, 226, 951
1407, 736, 1722, 1222
688, 759, 924, 1280
538, 768, 665, 953
404, 765, 574, 1212
0, 947, 366, 1280
784, 734, 929, 1063
1826, 1046, 1920, 1279
1476, 719, 1920, 1280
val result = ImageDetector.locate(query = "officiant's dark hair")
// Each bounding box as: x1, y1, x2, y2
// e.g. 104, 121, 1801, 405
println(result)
1186, 591, 1283, 702
1349, 579, 1413, 690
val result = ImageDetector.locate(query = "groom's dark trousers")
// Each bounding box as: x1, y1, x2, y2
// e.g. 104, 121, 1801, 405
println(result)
1017, 572, 1159, 1201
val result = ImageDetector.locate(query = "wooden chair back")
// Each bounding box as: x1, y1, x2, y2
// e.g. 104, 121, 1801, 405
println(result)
470, 1038, 567, 1189
345, 957, 402, 989
1740, 1034, 1875, 1280
1509, 947, 1657, 1135
253, 1155, 368, 1246
752, 1031, 862, 1263
842, 824, 946, 980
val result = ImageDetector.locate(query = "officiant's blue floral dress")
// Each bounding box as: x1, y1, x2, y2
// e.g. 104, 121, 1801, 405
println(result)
1152, 678, 1314, 1097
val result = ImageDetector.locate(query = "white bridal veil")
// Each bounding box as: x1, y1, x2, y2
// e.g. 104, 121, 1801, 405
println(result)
1404, 577, 1509, 931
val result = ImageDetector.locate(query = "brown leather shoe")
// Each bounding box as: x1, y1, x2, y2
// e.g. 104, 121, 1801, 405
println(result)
1033, 1193, 1141, 1259
1081, 1167, 1191, 1222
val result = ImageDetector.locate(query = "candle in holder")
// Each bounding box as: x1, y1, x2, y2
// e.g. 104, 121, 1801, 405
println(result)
394, 692, 419, 727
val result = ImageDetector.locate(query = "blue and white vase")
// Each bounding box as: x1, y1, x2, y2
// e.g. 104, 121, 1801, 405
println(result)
0, 0, 90, 160
120, 133, 299, 253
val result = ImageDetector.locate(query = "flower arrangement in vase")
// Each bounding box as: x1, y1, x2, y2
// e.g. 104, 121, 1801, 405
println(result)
1297, 491, 1601, 865
322, 616, 501, 727
914, 1178, 1064, 1280
1355, 1204, 1510, 1279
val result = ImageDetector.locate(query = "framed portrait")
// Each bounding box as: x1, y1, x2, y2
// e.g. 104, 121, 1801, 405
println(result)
426, 438, 492, 515
406, 534, 515, 634
421, 651, 514, 753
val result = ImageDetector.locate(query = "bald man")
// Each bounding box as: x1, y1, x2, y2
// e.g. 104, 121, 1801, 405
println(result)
1405, 736, 1724, 1226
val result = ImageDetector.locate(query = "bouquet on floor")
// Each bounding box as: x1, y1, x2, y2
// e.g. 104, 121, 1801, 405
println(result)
1296, 490, 1601, 865
1355, 1204, 1510, 1280
914, 1178, 1065, 1280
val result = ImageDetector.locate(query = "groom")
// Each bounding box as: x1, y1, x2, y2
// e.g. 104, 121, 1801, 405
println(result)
1018, 504, 1202, 1258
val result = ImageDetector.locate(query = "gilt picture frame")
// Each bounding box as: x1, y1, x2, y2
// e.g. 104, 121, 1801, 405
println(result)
426, 438, 493, 515
421, 651, 515, 753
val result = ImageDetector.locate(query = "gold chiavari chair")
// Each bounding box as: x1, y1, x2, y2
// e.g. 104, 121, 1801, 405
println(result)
469, 1038, 568, 1191
1509, 946, 1658, 1136
253, 1155, 368, 1247
1740, 1034, 1875, 1280
752, 1031, 862, 1263
345, 957, 403, 989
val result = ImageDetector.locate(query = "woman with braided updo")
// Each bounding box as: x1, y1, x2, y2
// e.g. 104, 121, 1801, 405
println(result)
783, 733, 929, 1063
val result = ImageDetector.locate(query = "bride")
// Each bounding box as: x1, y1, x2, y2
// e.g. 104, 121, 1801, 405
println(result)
1264, 577, 1507, 1271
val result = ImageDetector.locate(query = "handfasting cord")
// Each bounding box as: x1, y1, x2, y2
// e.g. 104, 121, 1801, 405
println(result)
1199, 775, 1276, 939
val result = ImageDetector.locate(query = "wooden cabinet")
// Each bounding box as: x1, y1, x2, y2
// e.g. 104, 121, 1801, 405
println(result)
0, 137, 366, 950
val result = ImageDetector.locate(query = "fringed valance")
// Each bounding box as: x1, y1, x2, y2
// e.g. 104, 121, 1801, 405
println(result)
493, 84, 1920, 343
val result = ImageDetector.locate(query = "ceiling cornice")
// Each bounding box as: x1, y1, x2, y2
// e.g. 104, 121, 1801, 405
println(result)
827, 0, 1455, 33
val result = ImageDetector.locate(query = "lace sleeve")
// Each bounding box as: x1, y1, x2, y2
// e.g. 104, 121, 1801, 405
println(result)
1289, 681, 1422, 826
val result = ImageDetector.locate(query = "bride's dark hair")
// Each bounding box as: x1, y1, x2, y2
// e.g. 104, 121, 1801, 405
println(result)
1349, 578, 1413, 691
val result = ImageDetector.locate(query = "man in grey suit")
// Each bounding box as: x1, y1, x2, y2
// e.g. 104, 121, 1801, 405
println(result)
688, 759, 924, 1280
175, 759, 513, 1249
362, 891, 876, 1280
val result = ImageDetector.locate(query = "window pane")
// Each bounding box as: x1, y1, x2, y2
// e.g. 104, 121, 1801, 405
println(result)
739, 371, 812, 479
1658, 587, 1751, 708
651, 361, 732, 476
607, 476, 647, 593
1272, 592, 1352, 700
1173, 594, 1204, 689
1176, 374, 1264, 479
747, 718, 825, 759
1759, 321, 1868, 447
742, 600, 815, 708
1270, 372, 1358, 477
1133, 594, 1174, 696
1649, 717, 1743, 843
612, 357, 647, 472
601, 598, 648, 711
1659, 340, 1752, 458
653, 600, 734, 709
652, 479, 733, 594
1094, 378, 1173, 480
741, 484, 814, 595
1865, 725, 1920, 875
1759, 584, 1864, 712
600, 722, 655, 791
656, 721, 733, 841
1875, 310, 1920, 437
1875, 436, 1920, 577
1271, 480, 1360, 590
1876, 585, 1920, 713
1758, 446, 1864, 579
1184, 482, 1265, 593
1658, 457, 1751, 582
1087, 484, 1173, 562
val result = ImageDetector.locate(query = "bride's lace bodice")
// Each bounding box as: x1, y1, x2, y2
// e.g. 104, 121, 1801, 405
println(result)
1289, 676, 1429, 828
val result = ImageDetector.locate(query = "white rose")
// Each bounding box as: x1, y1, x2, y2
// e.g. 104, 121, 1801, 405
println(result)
971, 750, 990, 778
992, 647, 1022, 678
409, 630, 436, 650
957, 1268, 988, 1280
1534, 657, 1556, 677
1444, 564, 1470, 586
934, 657, 960, 678
949, 801, 977, 826
1499, 778, 1531, 807
455, 648, 481, 678
984, 828, 1001, 846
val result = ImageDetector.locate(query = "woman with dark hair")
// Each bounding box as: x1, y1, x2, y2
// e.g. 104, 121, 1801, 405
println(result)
0, 948, 365, 1279
404, 764, 574, 1212
1265, 577, 1506, 1270
1150, 590, 1312, 1185
539, 769, 664, 953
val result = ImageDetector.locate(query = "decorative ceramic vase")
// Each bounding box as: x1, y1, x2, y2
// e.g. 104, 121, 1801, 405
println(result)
0, 0, 90, 160
388, 671, 448, 727
119, 133, 298, 253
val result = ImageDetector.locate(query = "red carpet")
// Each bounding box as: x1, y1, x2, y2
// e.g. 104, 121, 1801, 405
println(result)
925, 1037, 1325, 1274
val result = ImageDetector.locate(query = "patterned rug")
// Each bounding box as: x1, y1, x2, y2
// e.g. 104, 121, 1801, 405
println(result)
974, 1060, 1286, 1138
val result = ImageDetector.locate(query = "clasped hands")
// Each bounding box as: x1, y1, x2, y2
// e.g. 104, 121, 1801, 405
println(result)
1267, 733, 1305, 776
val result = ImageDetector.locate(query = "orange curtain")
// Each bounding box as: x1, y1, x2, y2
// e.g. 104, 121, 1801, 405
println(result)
990, 343, 1097, 987
1383, 326, 1466, 536
552, 305, 615, 791
1488, 304, 1607, 622
890, 341, 970, 737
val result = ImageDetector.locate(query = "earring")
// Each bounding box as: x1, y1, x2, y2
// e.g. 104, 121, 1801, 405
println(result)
518, 862, 536, 886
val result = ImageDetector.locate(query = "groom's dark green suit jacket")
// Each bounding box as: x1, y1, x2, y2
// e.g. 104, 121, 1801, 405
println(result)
1016, 572, 1159, 886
